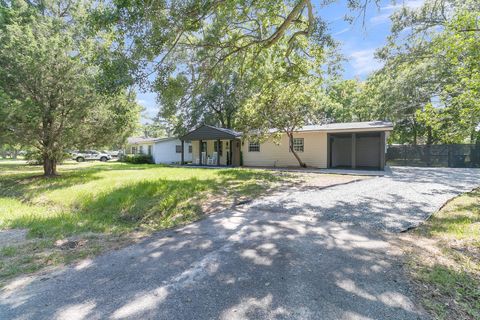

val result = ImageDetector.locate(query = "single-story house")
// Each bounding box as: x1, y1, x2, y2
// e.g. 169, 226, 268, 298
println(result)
180, 121, 393, 170
125, 137, 192, 164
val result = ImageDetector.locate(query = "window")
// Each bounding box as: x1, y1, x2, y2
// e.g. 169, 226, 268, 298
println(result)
248, 141, 260, 152
213, 141, 223, 156
292, 138, 304, 152
175, 145, 182, 153
147, 145, 152, 155
131, 146, 137, 154
188, 145, 192, 153
139, 145, 144, 154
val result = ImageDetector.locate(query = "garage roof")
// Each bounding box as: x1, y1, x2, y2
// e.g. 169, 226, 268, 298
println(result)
298, 121, 393, 133
126, 137, 159, 144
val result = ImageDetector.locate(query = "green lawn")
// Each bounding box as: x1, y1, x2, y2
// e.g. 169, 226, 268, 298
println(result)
0, 161, 291, 282
405, 188, 480, 320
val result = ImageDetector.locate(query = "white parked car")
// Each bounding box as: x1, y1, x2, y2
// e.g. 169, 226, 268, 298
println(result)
72, 150, 111, 162
102, 150, 122, 158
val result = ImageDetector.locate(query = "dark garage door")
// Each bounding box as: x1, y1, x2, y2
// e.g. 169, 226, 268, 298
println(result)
329, 132, 384, 170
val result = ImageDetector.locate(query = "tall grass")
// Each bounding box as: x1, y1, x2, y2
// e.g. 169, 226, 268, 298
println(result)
0, 161, 288, 238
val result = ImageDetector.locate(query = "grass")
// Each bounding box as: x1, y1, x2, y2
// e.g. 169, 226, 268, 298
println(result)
0, 161, 292, 283
403, 188, 480, 320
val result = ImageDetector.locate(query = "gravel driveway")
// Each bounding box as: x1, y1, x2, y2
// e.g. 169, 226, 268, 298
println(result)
253, 166, 480, 232
1, 167, 479, 320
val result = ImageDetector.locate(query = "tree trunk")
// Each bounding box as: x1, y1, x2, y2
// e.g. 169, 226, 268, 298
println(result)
287, 132, 306, 167
43, 157, 58, 176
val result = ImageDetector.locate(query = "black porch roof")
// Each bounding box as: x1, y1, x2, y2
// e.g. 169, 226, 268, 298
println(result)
181, 125, 242, 141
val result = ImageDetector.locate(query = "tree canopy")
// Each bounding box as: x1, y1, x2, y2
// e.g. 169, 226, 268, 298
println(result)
0, 0, 141, 175
370, 0, 480, 144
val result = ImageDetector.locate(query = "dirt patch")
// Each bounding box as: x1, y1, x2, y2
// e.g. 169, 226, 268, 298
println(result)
0, 231, 149, 287
0, 229, 28, 249
199, 172, 369, 215
290, 172, 370, 190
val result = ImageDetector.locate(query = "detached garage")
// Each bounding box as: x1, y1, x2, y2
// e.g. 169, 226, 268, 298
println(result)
328, 131, 386, 170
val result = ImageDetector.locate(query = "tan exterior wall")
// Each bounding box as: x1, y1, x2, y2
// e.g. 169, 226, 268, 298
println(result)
242, 132, 328, 168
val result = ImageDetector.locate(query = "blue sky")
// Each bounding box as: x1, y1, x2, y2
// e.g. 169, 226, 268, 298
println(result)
137, 0, 424, 123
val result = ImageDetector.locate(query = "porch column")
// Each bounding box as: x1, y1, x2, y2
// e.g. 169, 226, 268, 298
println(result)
327, 134, 331, 168
199, 140, 203, 165
181, 140, 184, 165
380, 132, 386, 170
351, 133, 356, 169
216, 139, 220, 166
229, 139, 233, 166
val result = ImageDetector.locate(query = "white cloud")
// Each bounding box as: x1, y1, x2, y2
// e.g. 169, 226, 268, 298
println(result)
333, 27, 350, 36
370, 13, 391, 26
381, 0, 424, 11
349, 49, 383, 76
371, 0, 425, 25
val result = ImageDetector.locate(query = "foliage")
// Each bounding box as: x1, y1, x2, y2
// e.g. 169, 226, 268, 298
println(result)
135, 123, 168, 139
120, 154, 154, 164
323, 78, 391, 123
0, 0, 141, 176
371, 0, 480, 144
94, 0, 374, 135
157, 69, 253, 133
240, 75, 326, 167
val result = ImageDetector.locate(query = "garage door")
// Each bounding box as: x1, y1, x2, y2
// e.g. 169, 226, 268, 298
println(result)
355, 132, 381, 169
329, 132, 383, 170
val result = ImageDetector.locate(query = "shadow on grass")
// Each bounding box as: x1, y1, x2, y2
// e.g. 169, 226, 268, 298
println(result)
421, 190, 480, 237
416, 264, 480, 319
7, 177, 218, 238
408, 188, 480, 319
0, 163, 151, 201
217, 168, 290, 182
3, 165, 292, 239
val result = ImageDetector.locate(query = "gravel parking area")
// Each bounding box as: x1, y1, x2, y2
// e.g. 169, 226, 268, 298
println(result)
2, 167, 479, 320
251, 167, 480, 232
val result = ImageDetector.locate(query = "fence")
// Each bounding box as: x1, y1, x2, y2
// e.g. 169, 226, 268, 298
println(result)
386, 144, 480, 168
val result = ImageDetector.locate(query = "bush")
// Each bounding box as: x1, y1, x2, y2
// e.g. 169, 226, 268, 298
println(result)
120, 154, 154, 164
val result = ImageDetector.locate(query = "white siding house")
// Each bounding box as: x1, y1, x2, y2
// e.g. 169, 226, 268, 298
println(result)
125, 137, 156, 156
152, 138, 192, 164
126, 137, 192, 164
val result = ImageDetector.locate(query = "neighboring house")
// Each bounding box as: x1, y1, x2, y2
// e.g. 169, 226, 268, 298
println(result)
180, 121, 393, 170
126, 137, 157, 156
151, 137, 192, 164
125, 137, 192, 164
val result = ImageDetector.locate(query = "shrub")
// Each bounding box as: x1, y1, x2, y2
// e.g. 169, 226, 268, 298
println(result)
121, 154, 154, 164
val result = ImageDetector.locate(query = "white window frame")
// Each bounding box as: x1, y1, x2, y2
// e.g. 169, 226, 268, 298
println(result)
139, 145, 144, 154
248, 141, 260, 152
175, 145, 182, 153
292, 138, 304, 152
